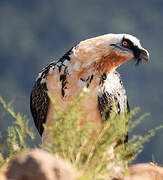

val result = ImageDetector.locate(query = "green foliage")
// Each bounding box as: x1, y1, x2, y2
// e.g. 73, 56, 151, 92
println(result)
0, 94, 162, 179
0, 96, 35, 167
42, 92, 163, 179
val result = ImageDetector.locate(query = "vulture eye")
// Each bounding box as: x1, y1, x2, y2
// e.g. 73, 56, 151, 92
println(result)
122, 40, 128, 47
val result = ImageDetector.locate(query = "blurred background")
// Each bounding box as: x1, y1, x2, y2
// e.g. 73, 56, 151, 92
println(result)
0, 0, 162, 164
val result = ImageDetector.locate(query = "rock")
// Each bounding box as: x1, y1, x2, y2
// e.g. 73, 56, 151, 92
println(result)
4, 148, 163, 180
7, 149, 78, 180
123, 163, 163, 180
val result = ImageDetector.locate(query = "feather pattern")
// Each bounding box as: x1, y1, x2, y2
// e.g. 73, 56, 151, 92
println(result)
30, 33, 149, 139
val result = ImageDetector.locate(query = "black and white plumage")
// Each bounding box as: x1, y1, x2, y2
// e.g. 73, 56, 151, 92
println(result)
30, 33, 149, 141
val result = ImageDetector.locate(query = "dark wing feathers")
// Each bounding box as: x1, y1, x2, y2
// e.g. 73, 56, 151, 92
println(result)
98, 71, 130, 120
30, 77, 49, 136
98, 71, 130, 145
30, 61, 57, 135
98, 92, 113, 120
30, 49, 73, 136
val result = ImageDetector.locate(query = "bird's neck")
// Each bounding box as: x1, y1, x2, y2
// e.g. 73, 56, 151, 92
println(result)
70, 43, 128, 77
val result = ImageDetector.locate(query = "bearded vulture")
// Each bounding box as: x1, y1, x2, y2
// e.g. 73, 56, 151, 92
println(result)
30, 33, 149, 141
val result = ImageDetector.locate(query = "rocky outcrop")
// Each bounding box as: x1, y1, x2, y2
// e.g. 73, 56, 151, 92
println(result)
6, 149, 78, 180
122, 163, 163, 180
0, 149, 163, 180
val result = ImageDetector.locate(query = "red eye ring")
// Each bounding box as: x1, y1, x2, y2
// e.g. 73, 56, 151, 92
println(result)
122, 40, 128, 47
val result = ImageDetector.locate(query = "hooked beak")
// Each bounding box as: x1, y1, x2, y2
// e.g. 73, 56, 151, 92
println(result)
136, 48, 150, 65
139, 48, 150, 64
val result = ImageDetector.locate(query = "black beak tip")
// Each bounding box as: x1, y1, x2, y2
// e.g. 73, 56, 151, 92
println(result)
140, 49, 150, 63
135, 49, 149, 65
